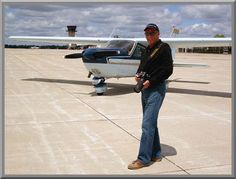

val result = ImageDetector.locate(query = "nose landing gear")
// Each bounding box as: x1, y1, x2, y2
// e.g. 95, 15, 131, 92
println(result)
92, 77, 107, 95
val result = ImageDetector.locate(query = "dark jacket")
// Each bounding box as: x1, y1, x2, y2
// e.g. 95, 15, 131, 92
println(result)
136, 39, 173, 86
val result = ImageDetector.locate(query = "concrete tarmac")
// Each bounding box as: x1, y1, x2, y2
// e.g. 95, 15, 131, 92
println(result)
4, 48, 232, 175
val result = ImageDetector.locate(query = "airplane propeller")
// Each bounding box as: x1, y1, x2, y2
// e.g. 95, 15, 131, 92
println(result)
64, 53, 83, 59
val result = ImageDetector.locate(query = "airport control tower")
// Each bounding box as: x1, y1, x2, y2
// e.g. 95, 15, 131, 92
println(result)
67, 25, 77, 49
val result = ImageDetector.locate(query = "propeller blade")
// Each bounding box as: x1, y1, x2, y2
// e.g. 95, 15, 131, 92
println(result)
64, 53, 83, 59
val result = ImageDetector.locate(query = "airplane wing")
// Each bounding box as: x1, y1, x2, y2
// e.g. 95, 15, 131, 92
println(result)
9, 36, 232, 48
9, 36, 114, 46
162, 37, 232, 48
9, 36, 137, 47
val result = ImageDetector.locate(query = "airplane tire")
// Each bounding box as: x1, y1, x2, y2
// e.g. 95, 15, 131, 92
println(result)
94, 83, 107, 96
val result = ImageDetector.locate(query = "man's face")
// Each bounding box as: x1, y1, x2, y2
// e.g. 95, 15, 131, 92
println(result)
145, 28, 160, 47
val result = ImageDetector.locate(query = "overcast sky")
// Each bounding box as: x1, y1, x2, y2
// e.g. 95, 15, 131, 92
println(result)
4, 3, 232, 45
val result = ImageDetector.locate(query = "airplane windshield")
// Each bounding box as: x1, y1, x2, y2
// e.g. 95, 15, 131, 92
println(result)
106, 40, 135, 54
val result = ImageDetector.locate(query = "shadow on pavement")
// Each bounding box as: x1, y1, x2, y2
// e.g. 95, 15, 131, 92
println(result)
22, 78, 231, 98
161, 143, 177, 157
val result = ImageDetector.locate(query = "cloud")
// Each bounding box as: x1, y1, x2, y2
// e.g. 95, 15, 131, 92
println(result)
4, 3, 232, 45
6, 12, 15, 21
180, 5, 231, 21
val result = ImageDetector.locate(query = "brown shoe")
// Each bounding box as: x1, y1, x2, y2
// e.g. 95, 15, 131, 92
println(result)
128, 159, 145, 170
151, 156, 162, 162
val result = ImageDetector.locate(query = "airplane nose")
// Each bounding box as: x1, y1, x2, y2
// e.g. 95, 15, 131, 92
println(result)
82, 48, 125, 64
65, 48, 128, 64
82, 49, 96, 62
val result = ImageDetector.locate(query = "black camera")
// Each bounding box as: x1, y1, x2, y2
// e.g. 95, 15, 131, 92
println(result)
134, 72, 150, 93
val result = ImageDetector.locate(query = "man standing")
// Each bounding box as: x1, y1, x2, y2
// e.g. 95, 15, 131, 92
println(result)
128, 23, 173, 170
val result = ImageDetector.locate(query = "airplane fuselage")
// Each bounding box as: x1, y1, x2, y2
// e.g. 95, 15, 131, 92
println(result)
81, 40, 146, 78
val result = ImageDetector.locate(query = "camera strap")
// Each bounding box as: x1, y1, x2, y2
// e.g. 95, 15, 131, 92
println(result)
149, 42, 163, 60
139, 42, 164, 74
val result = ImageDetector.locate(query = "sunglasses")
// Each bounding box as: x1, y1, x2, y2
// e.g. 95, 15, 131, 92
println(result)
145, 32, 157, 36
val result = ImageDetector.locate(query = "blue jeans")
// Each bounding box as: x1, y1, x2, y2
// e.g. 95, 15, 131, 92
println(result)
137, 81, 166, 165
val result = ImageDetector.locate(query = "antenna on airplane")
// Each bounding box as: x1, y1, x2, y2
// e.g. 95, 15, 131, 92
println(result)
109, 25, 119, 38
170, 26, 180, 37
105, 25, 120, 47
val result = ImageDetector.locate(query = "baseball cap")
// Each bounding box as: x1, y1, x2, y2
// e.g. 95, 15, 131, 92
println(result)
144, 23, 159, 31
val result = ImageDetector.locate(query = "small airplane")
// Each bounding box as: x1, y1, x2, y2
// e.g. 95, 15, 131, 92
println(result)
9, 35, 232, 95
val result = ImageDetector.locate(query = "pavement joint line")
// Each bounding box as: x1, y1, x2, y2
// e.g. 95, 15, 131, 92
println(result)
58, 85, 141, 141
183, 163, 232, 172
160, 157, 191, 175
150, 169, 189, 175
107, 117, 141, 121
28, 53, 82, 75
8, 90, 62, 173
168, 98, 231, 123
5, 118, 108, 126
7, 143, 134, 159
13, 55, 43, 76
150, 163, 231, 175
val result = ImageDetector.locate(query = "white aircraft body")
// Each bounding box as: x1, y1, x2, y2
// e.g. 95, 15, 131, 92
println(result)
9, 35, 232, 95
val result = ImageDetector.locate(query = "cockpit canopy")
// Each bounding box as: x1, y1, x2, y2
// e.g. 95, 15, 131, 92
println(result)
106, 40, 135, 54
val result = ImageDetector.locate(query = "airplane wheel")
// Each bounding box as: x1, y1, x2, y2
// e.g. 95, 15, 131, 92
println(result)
94, 83, 107, 96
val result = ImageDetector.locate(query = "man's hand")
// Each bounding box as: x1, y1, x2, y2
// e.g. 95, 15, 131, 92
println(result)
142, 80, 150, 89
135, 75, 140, 82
